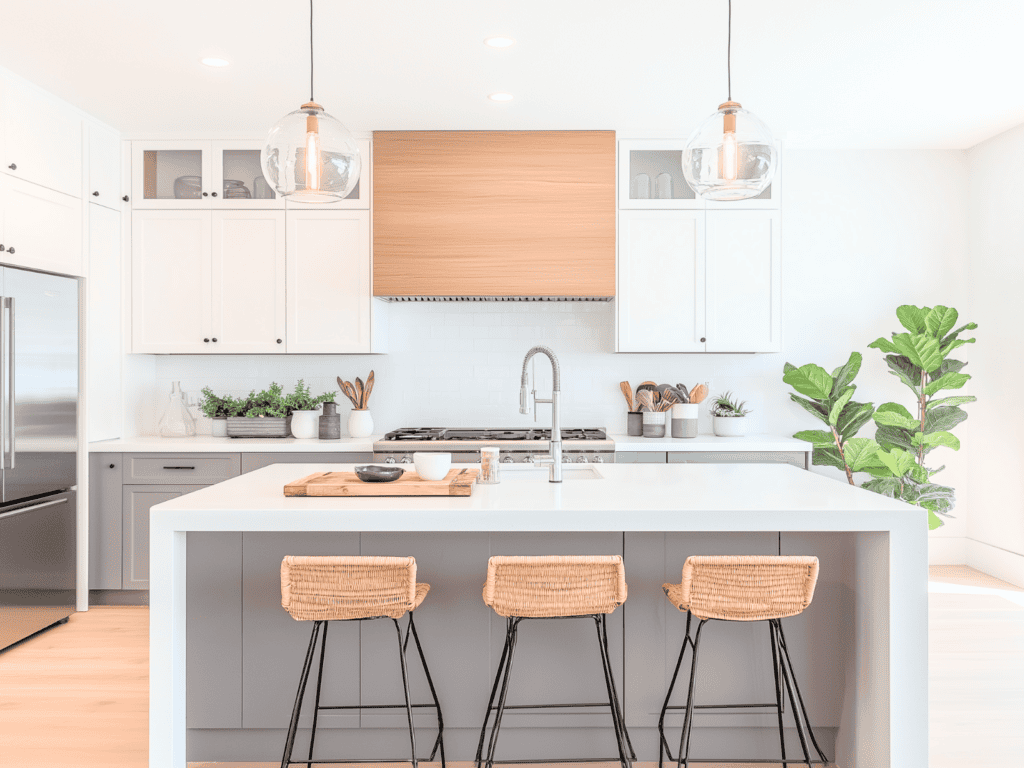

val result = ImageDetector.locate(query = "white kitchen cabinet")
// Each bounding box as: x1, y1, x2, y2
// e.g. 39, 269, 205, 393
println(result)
87, 122, 122, 210
132, 210, 286, 354
705, 210, 781, 353
286, 210, 371, 353
210, 211, 286, 353
617, 210, 706, 352
131, 210, 212, 353
0, 174, 83, 276
88, 204, 122, 440
131, 141, 212, 208
616, 209, 780, 353
1, 77, 82, 199
212, 141, 281, 209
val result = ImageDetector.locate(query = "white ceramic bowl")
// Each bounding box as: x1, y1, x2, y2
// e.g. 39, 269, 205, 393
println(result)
414, 452, 452, 481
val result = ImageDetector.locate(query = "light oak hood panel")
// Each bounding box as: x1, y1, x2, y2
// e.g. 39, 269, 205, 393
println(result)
372, 131, 615, 298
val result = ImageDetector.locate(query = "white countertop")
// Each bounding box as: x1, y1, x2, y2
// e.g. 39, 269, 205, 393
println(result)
87, 435, 380, 453
151, 461, 916, 532
608, 433, 810, 452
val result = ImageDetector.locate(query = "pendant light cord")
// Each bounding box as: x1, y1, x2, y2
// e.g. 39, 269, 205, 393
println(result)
727, 0, 732, 101
309, 0, 315, 102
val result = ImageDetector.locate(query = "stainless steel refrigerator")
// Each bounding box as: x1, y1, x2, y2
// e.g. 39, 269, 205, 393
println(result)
0, 266, 78, 651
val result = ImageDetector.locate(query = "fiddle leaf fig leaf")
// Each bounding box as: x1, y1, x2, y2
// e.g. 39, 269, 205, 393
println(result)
897, 305, 930, 333
862, 476, 901, 496
790, 394, 829, 423
924, 406, 968, 433
783, 362, 797, 375
932, 359, 967, 379
829, 388, 854, 426
927, 509, 944, 530
830, 352, 863, 395
891, 333, 943, 372
926, 395, 976, 410
793, 430, 835, 445
844, 438, 881, 473
868, 337, 899, 354
885, 355, 921, 393
941, 337, 975, 357
924, 306, 958, 338
812, 445, 847, 472
940, 322, 978, 348
917, 431, 961, 451
873, 402, 918, 430
837, 401, 875, 439
783, 364, 833, 400
924, 372, 970, 396
875, 424, 916, 453
877, 448, 917, 478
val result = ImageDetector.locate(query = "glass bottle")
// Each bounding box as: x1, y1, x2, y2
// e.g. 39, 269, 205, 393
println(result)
631, 173, 651, 199
158, 381, 196, 437
655, 172, 674, 199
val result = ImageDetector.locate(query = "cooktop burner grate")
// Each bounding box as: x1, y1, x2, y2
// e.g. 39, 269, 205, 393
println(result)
380, 428, 608, 442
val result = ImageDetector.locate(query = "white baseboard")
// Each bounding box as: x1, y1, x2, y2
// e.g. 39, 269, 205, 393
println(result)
967, 539, 1024, 588
928, 536, 967, 564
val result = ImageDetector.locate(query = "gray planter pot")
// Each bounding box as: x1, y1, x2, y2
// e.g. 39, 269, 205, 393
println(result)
226, 415, 292, 438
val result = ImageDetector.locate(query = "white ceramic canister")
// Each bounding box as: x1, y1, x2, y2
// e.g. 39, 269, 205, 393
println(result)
642, 410, 667, 438
348, 409, 374, 438
290, 410, 319, 439
671, 403, 699, 438
211, 417, 228, 437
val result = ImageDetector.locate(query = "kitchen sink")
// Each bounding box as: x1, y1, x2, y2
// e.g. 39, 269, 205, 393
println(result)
497, 466, 604, 480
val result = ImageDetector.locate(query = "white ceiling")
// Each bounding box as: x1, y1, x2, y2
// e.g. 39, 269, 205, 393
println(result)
1, 0, 1021, 148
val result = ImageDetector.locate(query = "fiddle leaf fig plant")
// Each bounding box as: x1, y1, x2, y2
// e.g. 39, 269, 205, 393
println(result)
783, 352, 879, 485
866, 304, 977, 530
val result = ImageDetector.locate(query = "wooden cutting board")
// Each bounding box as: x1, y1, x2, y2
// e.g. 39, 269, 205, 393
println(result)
284, 468, 480, 497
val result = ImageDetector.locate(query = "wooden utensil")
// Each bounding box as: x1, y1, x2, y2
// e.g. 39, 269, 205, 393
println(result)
354, 377, 364, 409
337, 377, 361, 408
636, 390, 655, 412
620, 381, 634, 411
362, 370, 375, 409
689, 384, 709, 404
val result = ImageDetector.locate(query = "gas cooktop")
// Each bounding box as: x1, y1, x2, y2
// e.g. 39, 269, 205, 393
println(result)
380, 428, 608, 442
373, 427, 614, 460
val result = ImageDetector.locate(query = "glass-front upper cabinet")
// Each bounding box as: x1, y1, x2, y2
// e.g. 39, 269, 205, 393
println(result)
618, 139, 780, 210
213, 141, 281, 209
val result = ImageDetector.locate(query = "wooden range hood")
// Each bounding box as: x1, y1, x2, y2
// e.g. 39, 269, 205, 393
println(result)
372, 131, 615, 300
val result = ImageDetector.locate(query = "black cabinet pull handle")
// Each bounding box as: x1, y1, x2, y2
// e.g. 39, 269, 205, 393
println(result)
162, 466, 196, 470
277, 338, 283, 344
122, 195, 129, 202
700, 337, 706, 342
92, 191, 100, 196
8, 163, 15, 170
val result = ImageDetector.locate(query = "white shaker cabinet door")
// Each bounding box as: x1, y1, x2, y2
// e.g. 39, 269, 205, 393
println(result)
87, 122, 122, 210
0, 175, 83, 276
286, 210, 371, 353
131, 210, 212, 353
88, 204, 122, 441
617, 210, 705, 352
210, 210, 286, 353
2, 79, 82, 198
705, 210, 781, 353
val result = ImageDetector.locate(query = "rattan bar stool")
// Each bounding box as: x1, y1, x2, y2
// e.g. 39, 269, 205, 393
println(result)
658, 555, 829, 768
474, 555, 635, 768
278, 555, 445, 768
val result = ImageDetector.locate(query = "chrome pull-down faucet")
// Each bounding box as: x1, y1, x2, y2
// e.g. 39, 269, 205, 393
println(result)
520, 345, 562, 483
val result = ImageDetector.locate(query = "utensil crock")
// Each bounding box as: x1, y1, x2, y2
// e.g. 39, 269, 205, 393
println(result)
348, 409, 374, 438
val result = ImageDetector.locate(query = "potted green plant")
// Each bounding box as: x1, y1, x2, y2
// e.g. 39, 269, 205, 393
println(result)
710, 391, 751, 436
197, 387, 244, 437
226, 383, 292, 438
284, 380, 336, 439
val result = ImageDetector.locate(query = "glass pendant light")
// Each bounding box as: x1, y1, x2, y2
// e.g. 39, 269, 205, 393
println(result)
261, 0, 361, 202
682, 0, 777, 201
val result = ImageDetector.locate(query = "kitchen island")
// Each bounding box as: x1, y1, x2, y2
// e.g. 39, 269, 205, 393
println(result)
150, 462, 926, 768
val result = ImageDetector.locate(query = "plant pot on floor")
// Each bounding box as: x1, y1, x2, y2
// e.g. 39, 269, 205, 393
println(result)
348, 409, 374, 438
290, 410, 319, 439
226, 415, 292, 438
712, 416, 749, 437
211, 417, 228, 437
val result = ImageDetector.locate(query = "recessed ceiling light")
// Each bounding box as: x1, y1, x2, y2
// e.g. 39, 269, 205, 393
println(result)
488, 92, 514, 102
485, 37, 516, 48
201, 57, 230, 67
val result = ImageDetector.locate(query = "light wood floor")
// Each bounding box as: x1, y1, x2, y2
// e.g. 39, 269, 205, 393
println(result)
1, 566, 1020, 767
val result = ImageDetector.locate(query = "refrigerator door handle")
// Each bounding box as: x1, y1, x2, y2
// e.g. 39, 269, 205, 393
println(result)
0, 295, 6, 472
0, 496, 67, 522
7, 297, 14, 470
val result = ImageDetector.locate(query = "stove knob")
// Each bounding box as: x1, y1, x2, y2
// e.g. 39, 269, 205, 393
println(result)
400, 456, 413, 464
576, 456, 589, 463
501, 456, 514, 464
592, 455, 604, 463
520, 455, 532, 463
562, 454, 572, 463
384, 457, 396, 464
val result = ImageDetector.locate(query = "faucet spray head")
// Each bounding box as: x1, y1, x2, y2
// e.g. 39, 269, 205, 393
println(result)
519, 384, 530, 415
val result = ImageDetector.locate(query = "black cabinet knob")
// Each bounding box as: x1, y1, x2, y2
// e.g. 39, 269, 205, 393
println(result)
202, 192, 208, 197
122, 195, 129, 202
204, 338, 210, 343
211, 192, 218, 197
7, 163, 16, 170
92, 191, 100, 197
212, 338, 217, 342
700, 337, 706, 343
7, 247, 14, 254
109, 463, 115, 469
276, 338, 283, 344
0, 245, 4, 252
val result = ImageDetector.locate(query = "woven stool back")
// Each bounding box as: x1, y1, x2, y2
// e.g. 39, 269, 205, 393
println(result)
483, 555, 627, 618
676, 555, 819, 621
281, 555, 418, 621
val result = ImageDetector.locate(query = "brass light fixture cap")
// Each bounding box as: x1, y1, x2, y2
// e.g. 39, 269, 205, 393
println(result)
301, 101, 324, 112
718, 100, 742, 111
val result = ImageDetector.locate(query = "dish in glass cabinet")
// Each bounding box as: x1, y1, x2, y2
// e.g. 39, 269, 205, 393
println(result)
354, 465, 405, 483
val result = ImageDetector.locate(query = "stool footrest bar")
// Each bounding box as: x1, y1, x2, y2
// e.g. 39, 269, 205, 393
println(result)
665, 702, 780, 710
318, 703, 438, 710
490, 702, 611, 710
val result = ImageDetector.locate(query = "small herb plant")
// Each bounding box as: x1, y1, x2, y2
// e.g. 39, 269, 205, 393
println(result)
197, 387, 245, 418
234, 381, 335, 418
284, 379, 335, 412
710, 392, 751, 417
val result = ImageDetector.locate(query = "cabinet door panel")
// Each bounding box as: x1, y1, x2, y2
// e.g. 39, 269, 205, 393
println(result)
122, 484, 210, 589
705, 210, 781, 353
286, 210, 371, 353
210, 210, 286, 353
88, 454, 123, 591
88, 205, 122, 441
131, 210, 212, 353
617, 211, 705, 352
0, 176, 83, 276
87, 122, 121, 209
2, 80, 82, 198
131, 141, 211, 208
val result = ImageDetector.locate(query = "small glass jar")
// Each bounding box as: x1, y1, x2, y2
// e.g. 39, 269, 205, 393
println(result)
158, 381, 196, 437
480, 447, 500, 484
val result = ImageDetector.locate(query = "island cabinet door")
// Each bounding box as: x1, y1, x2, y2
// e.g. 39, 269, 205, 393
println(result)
121, 484, 212, 590
240, 532, 362, 729
623, 532, 782, 730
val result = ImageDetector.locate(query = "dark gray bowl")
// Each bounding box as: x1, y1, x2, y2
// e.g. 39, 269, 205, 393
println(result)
354, 465, 405, 483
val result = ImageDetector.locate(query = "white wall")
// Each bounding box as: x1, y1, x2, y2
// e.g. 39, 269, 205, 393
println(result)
965, 122, 1024, 584
132, 148, 972, 556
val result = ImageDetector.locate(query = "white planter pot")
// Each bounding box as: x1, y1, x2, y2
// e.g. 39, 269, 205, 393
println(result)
290, 410, 319, 439
713, 415, 749, 437
348, 409, 374, 438
211, 417, 228, 437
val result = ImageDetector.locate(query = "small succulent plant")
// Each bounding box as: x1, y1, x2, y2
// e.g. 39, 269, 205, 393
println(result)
710, 391, 751, 417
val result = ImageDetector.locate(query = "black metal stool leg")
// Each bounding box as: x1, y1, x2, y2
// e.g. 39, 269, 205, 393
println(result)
474, 617, 514, 768
676, 618, 707, 768
658, 611, 693, 768
775, 619, 830, 764
774, 623, 812, 768
484, 617, 522, 768
303, 620, 330, 768
600, 613, 636, 761
409, 611, 446, 767
594, 615, 631, 768
393, 618, 419, 768
280, 621, 322, 768
769, 620, 787, 764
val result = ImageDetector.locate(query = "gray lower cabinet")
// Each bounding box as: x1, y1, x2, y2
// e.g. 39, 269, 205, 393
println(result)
241, 452, 374, 473
122, 484, 212, 589
89, 453, 124, 590
615, 451, 667, 463
668, 451, 808, 468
